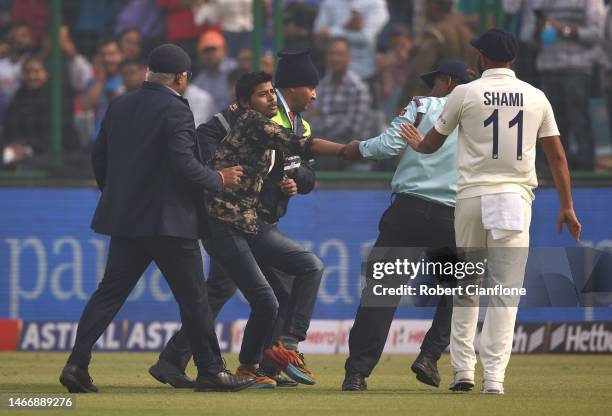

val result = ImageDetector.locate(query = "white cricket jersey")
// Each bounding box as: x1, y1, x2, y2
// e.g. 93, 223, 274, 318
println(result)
434, 68, 560, 201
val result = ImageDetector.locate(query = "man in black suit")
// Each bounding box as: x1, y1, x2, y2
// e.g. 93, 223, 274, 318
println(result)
59, 44, 254, 393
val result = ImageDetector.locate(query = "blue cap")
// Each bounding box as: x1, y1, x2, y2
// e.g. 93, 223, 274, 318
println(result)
420, 60, 476, 89
470, 28, 518, 62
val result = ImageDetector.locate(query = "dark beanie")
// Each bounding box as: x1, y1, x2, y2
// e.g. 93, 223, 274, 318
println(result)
275, 49, 319, 88
147, 43, 191, 74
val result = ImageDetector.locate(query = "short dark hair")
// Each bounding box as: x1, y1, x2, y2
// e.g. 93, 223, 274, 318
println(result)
8, 21, 30, 33
98, 36, 119, 51
235, 71, 273, 102
119, 27, 142, 40
328, 37, 350, 51
23, 54, 47, 70
389, 24, 412, 39
119, 58, 145, 70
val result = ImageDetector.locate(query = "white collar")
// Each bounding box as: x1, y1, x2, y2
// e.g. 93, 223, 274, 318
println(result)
275, 88, 295, 129
164, 85, 181, 96
482, 68, 516, 78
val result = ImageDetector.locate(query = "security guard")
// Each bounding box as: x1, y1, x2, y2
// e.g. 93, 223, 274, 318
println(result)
340, 61, 474, 391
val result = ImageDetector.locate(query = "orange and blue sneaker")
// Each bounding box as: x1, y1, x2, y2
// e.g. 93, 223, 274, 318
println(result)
263, 341, 317, 385
235, 367, 277, 389
266, 370, 298, 388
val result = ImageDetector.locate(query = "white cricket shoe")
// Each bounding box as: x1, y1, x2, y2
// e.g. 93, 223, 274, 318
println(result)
449, 370, 475, 392
481, 380, 504, 395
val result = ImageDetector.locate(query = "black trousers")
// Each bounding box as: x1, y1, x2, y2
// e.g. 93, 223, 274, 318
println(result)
540, 70, 595, 170
159, 258, 293, 372
67, 236, 223, 376
345, 194, 456, 377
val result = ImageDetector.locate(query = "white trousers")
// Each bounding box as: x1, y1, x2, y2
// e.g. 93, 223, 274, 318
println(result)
451, 195, 531, 383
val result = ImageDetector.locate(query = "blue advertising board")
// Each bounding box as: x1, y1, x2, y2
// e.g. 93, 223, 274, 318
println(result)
1, 188, 611, 324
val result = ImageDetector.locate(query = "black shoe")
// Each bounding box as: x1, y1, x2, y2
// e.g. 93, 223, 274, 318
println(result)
59, 364, 98, 393
341, 372, 367, 391
149, 359, 194, 389
194, 370, 256, 392
410, 352, 441, 388
263, 369, 298, 388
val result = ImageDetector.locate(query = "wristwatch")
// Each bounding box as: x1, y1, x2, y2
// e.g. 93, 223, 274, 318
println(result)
561, 25, 573, 37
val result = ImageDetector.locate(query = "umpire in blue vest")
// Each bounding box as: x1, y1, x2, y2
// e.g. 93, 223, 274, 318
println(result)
59, 44, 253, 393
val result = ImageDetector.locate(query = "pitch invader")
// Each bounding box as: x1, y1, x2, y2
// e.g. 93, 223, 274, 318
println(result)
401, 28, 581, 395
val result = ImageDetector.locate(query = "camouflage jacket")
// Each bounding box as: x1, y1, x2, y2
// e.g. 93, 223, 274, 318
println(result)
206, 109, 313, 234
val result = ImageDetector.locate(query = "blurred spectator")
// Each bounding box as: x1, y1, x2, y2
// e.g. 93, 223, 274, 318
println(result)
159, 0, 211, 60
118, 27, 143, 61
115, 0, 165, 41
283, 2, 317, 50
0, 22, 36, 118
309, 38, 372, 146
0, 4, 12, 38
503, 0, 539, 87
82, 38, 123, 140
73, 0, 125, 59
397, 0, 477, 109
2, 55, 76, 167
0, 38, 8, 59
236, 47, 253, 72
193, 0, 253, 58
314, 0, 389, 81
192, 30, 236, 113
284, 1, 324, 73
374, 24, 412, 118
119, 58, 146, 92
39, 26, 94, 93
184, 82, 215, 127
226, 67, 246, 104
456, 0, 497, 33
385, 0, 414, 29
260, 50, 275, 76
534, 0, 605, 170
10, 0, 49, 42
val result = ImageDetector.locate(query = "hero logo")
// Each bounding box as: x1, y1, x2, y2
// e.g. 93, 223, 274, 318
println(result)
549, 323, 612, 353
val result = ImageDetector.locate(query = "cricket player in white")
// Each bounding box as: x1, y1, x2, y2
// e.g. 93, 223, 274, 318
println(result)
400, 28, 581, 395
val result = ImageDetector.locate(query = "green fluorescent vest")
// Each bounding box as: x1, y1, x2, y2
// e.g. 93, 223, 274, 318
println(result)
271, 104, 311, 137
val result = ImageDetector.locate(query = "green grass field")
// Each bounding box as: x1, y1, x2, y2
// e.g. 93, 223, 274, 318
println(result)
1, 352, 611, 415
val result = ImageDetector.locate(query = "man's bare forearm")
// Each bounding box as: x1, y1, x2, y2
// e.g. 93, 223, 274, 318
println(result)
542, 136, 573, 209
309, 138, 345, 157
417, 128, 447, 154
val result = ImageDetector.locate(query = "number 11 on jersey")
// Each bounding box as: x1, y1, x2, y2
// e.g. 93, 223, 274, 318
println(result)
484, 109, 524, 160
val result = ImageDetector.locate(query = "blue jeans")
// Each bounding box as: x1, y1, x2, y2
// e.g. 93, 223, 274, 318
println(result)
206, 219, 324, 364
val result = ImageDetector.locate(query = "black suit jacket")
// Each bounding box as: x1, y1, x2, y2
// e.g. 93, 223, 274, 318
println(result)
91, 81, 222, 239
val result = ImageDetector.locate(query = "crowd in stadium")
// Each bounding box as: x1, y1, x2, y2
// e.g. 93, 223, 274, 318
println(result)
0, 0, 610, 173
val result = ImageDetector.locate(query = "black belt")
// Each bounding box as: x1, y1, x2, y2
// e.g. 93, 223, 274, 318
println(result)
392, 193, 454, 215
